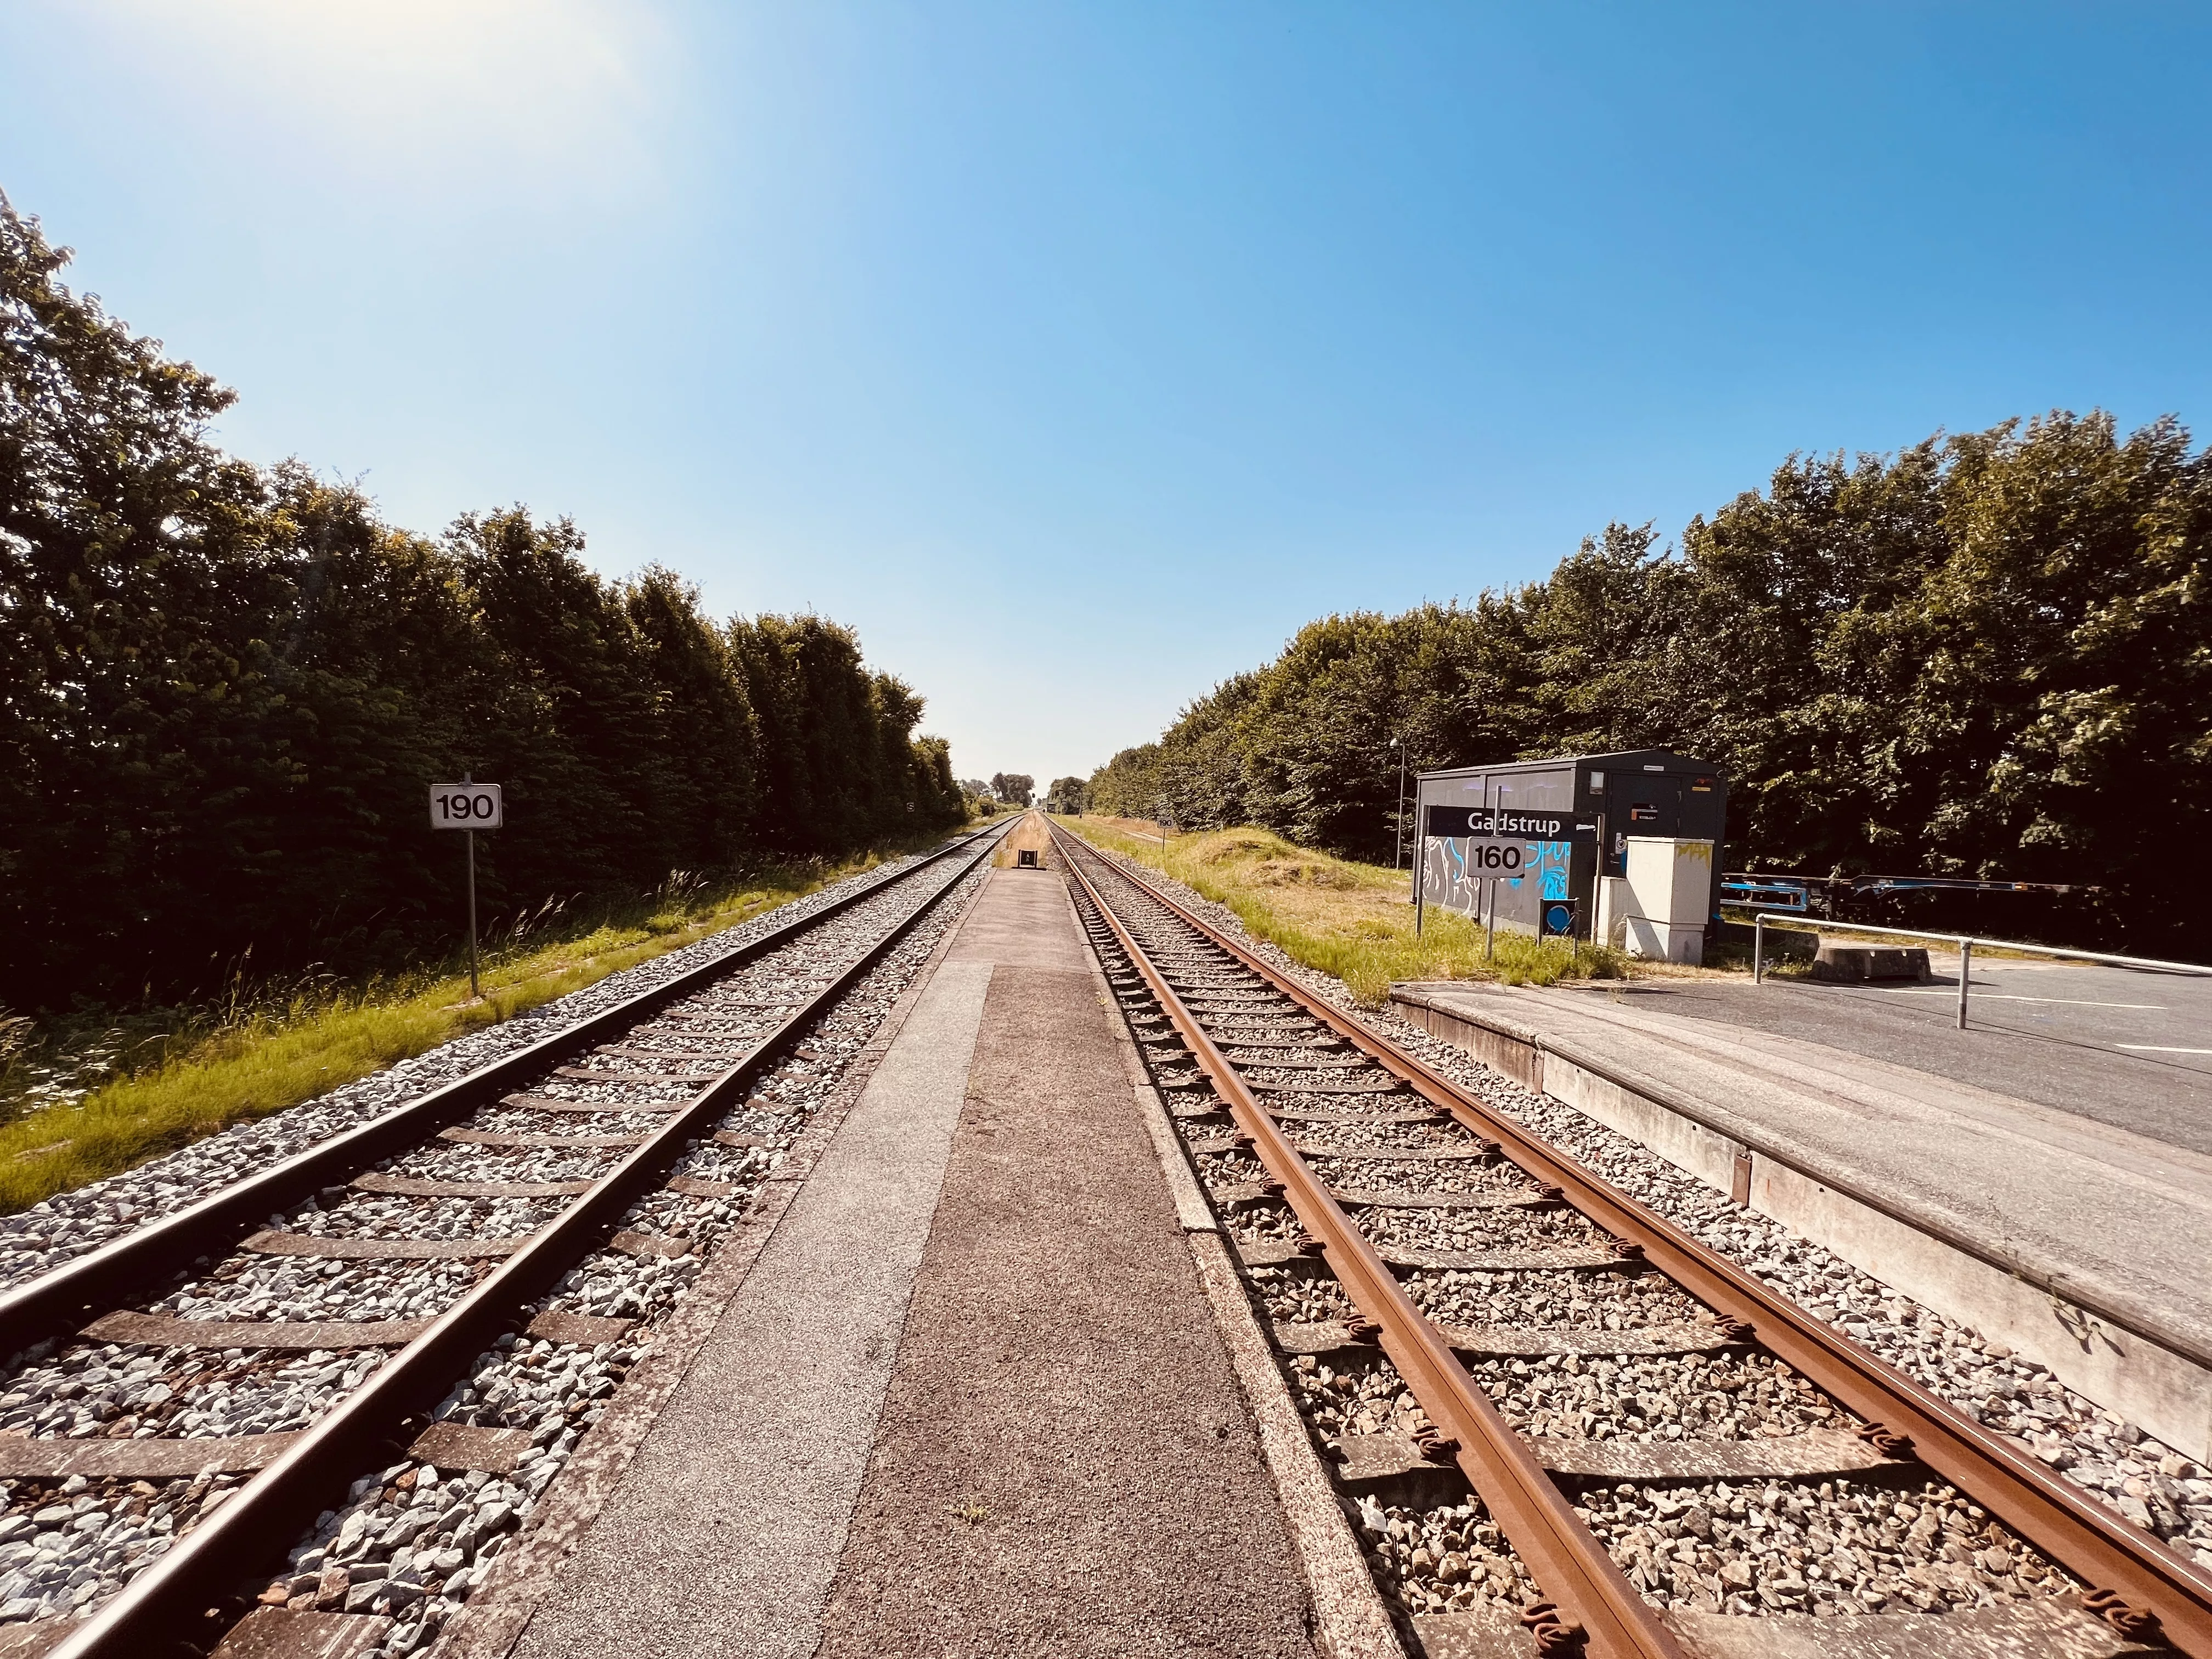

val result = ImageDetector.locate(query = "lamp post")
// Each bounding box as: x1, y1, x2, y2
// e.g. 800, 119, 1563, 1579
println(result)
1391, 736, 1406, 870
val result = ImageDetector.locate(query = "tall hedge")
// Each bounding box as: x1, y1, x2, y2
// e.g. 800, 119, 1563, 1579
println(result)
0, 199, 963, 1011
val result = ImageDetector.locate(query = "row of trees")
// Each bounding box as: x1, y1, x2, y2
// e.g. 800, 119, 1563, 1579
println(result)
1090, 413, 2212, 953
955, 773, 1034, 811
0, 199, 964, 1011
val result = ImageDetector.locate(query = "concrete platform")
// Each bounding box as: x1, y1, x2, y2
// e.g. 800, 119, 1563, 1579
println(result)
1392, 979, 2212, 1464
1578, 966, 2212, 1150
504, 868, 1324, 1659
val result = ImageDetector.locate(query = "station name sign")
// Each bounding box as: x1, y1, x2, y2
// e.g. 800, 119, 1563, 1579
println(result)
1423, 804, 1596, 843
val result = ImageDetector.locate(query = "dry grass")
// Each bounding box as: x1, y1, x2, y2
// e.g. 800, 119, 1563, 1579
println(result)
0, 830, 979, 1214
1056, 819, 1628, 1005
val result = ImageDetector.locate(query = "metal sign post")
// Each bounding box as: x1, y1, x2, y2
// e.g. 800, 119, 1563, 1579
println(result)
466, 830, 478, 997
431, 779, 504, 1000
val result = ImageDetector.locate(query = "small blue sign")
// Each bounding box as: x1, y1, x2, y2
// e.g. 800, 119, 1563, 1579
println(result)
1544, 902, 1573, 936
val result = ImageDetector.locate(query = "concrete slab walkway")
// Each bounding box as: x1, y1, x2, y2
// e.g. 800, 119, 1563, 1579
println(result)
509, 867, 1317, 1659
814, 867, 1316, 1659
1398, 980, 2212, 1339
509, 957, 993, 1659
1559, 969, 2212, 1151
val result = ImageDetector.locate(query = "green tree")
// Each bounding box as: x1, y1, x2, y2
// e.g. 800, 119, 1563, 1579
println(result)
1094, 413, 2212, 953
0, 195, 966, 1009
623, 564, 760, 870
1, 194, 282, 997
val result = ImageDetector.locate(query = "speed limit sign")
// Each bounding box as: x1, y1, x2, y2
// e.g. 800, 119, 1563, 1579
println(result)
430, 782, 503, 830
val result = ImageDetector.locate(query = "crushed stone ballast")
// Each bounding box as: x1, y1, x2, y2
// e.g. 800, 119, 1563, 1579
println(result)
1054, 823, 2207, 1659
0, 824, 1007, 1658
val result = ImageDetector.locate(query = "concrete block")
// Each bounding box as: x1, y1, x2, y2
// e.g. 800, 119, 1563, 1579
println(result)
1623, 917, 1705, 966
1810, 941, 1930, 982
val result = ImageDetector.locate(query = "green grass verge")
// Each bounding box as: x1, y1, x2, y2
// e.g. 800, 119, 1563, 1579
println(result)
1057, 819, 1627, 1004
0, 829, 979, 1214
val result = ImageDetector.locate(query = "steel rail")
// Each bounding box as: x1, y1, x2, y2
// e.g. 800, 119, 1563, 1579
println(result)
50, 823, 1006, 1658
1059, 834, 1682, 1659
1058, 826, 2212, 1655
0, 825, 999, 1370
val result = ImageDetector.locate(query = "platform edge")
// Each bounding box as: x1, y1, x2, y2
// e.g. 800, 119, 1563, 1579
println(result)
1390, 984, 2212, 1468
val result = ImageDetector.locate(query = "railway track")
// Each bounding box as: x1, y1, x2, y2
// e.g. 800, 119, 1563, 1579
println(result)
0, 822, 1006, 1658
1052, 823, 2212, 1659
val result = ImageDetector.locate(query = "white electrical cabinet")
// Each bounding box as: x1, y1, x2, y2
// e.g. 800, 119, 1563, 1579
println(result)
1616, 837, 1714, 964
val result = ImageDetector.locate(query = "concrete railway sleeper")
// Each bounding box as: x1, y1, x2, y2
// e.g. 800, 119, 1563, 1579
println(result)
1051, 822, 2212, 1659
0, 822, 1008, 1658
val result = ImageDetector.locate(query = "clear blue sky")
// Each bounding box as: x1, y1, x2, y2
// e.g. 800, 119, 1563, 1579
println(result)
5, 3, 2208, 788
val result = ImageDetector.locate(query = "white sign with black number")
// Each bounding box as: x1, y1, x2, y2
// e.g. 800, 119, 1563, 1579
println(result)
431, 782, 503, 830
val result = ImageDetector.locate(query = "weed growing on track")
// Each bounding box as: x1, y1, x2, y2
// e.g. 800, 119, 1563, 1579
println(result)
0, 829, 986, 1213
1057, 820, 1628, 1003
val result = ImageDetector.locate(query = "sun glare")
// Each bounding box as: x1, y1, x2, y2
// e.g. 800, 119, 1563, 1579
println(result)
80, 0, 671, 190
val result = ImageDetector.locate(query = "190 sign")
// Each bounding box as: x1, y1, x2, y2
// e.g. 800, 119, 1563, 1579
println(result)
430, 783, 503, 830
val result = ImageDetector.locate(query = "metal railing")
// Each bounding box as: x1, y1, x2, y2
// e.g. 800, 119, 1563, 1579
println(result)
1746, 912, 2212, 1029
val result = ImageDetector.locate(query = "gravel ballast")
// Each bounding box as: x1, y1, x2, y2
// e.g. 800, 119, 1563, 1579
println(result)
0, 847, 962, 1294
0, 839, 995, 1642
1070, 838, 2212, 1634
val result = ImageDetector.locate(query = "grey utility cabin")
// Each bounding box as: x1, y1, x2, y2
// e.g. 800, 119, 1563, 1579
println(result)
1412, 751, 1728, 961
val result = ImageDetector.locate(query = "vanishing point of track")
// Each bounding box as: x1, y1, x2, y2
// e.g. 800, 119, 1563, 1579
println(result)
1053, 822, 2212, 1659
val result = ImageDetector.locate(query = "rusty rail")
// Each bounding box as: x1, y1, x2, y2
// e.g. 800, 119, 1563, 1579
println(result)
1060, 835, 1682, 1659
1054, 824, 2212, 1656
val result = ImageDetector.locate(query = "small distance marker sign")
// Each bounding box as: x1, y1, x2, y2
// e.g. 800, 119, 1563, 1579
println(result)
431, 783, 503, 830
